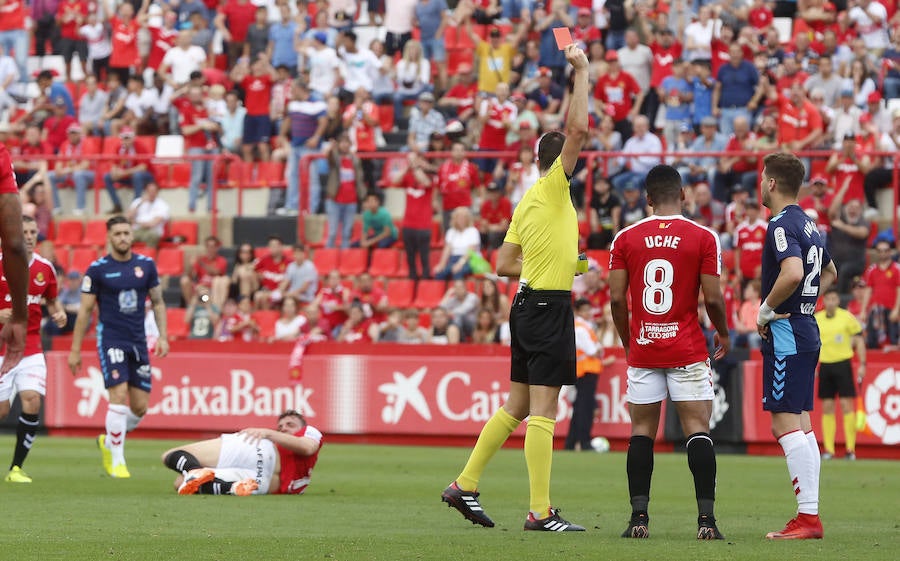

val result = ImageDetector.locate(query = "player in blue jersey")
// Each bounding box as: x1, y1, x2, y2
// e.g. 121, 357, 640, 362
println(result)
756, 153, 837, 540
68, 216, 169, 478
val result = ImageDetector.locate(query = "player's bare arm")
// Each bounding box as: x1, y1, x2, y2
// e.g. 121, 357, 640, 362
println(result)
559, 44, 590, 177
0, 193, 28, 375
68, 292, 97, 376
149, 285, 169, 358
757, 256, 804, 338
238, 428, 320, 456
495, 242, 522, 278
700, 274, 731, 360
819, 260, 837, 296
46, 298, 68, 328
608, 269, 630, 356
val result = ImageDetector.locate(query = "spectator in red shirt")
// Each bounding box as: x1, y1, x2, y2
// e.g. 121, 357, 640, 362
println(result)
48, 124, 95, 215
798, 176, 834, 234
254, 235, 289, 310
42, 97, 79, 153
102, 127, 154, 214
12, 126, 51, 190
107, 1, 145, 85
315, 269, 350, 336
335, 302, 375, 343
56, 0, 88, 79
478, 181, 512, 250
391, 153, 435, 281
572, 7, 601, 48
748, 0, 774, 34
216, 0, 259, 66
714, 116, 759, 202
733, 202, 767, 283
861, 240, 900, 350
437, 140, 479, 230
0, 0, 28, 83
649, 27, 682, 92
476, 82, 516, 172
774, 54, 810, 97
769, 82, 823, 160
175, 85, 221, 213
230, 53, 276, 162
826, 132, 872, 204
594, 49, 643, 139
181, 235, 230, 307
342, 88, 380, 188
143, 8, 178, 85
350, 272, 389, 324
438, 62, 478, 122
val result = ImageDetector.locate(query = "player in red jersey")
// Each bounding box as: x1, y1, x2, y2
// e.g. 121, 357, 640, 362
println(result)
0, 216, 67, 482
0, 144, 28, 377
162, 410, 322, 496
609, 165, 730, 540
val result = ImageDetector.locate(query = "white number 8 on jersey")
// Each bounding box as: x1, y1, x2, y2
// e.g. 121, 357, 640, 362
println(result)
642, 258, 674, 315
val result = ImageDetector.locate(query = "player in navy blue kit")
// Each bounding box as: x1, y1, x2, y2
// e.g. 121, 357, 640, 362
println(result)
68, 216, 169, 478
756, 153, 837, 540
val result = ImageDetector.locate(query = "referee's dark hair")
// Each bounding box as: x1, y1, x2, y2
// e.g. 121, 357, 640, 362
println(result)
573, 298, 592, 311
537, 131, 566, 173
763, 152, 805, 197
644, 164, 683, 205
822, 287, 840, 297
106, 215, 129, 231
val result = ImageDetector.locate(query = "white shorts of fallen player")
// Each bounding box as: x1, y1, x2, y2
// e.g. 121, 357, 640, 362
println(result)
0, 354, 47, 402
626, 360, 714, 404
216, 432, 278, 494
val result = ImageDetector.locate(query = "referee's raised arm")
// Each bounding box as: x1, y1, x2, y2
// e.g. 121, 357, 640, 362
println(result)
559, 44, 591, 177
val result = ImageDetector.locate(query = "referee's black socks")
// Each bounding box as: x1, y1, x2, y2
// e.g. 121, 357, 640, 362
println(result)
164, 450, 203, 473
686, 432, 717, 517
626, 435, 654, 515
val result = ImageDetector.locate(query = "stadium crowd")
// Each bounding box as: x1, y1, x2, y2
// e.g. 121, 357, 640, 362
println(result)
1, 0, 899, 350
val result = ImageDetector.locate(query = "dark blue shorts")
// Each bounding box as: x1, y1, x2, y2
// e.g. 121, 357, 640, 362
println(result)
98, 340, 152, 392
242, 114, 272, 145
761, 349, 819, 413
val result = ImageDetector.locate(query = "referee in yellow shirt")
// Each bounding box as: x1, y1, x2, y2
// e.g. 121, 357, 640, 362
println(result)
441, 43, 591, 532
814, 288, 866, 461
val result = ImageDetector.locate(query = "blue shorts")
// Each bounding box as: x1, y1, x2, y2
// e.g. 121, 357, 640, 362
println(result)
421, 37, 446, 63
242, 114, 272, 145
761, 349, 819, 413
99, 340, 152, 392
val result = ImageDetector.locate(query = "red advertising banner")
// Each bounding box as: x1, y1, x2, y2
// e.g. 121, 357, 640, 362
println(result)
45, 346, 643, 439
742, 359, 900, 448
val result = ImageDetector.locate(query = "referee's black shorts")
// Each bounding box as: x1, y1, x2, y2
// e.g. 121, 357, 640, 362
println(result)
818, 359, 857, 399
509, 286, 576, 387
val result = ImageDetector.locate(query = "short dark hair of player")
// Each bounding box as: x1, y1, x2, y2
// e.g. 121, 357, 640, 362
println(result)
278, 409, 307, 426
763, 153, 806, 197
267, 235, 283, 244
22, 215, 36, 224
537, 131, 565, 173
644, 164, 683, 205
573, 298, 592, 312
106, 215, 130, 231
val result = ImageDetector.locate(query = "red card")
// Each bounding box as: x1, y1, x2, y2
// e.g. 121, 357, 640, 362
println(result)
553, 27, 573, 50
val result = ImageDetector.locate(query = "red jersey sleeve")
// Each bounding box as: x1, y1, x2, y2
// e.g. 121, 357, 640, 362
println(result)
699, 226, 722, 277
0, 145, 18, 194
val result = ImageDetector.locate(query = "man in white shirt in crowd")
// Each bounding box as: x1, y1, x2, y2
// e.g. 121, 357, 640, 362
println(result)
337, 30, 382, 103
78, 75, 109, 136
127, 181, 170, 248
303, 32, 341, 101
159, 30, 207, 88
611, 115, 663, 193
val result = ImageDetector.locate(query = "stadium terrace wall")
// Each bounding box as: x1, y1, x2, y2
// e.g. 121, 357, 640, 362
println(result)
37, 342, 900, 459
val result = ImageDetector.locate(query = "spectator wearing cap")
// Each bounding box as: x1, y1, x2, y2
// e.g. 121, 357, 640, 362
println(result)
572, 7, 601, 48
714, 116, 759, 202
594, 49, 643, 139
300, 32, 341, 101
438, 62, 478, 121
279, 81, 326, 216
103, 127, 155, 214
78, 75, 108, 137
437, 140, 479, 230
127, 181, 170, 248
407, 91, 446, 152
827, 176, 872, 295
803, 54, 842, 108
337, 30, 383, 104
849, 0, 890, 53
865, 90, 891, 133
395, 40, 433, 121
527, 67, 565, 128
611, 115, 662, 194
476, 82, 516, 172
36, 70, 75, 116
682, 116, 727, 187
713, 42, 760, 137
507, 101, 539, 152
831, 88, 862, 146
534, 0, 573, 83
414, 0, 450, 92
659, 58, 693, 148
48, 124, 95, 215
42, 97, 79, 153
465, 14, 527, 93
478, 181, 512, 250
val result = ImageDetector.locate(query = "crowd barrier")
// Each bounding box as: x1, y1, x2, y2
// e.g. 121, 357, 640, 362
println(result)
33, 341, 900, 459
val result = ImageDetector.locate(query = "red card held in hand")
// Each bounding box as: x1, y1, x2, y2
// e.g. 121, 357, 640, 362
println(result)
553, 27, 573, 50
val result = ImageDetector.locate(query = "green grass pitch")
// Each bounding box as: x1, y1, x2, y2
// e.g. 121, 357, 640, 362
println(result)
0, 437, 896, 561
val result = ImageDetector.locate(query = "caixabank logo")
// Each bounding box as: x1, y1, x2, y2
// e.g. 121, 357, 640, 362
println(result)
864, 367, 900, 445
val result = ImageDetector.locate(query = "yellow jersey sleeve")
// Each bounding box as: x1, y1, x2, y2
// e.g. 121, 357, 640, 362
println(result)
504, 209, 521, 246
842, 309, 863, 337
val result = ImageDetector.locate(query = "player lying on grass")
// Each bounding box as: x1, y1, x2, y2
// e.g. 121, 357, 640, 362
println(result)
161, 410, 322, 496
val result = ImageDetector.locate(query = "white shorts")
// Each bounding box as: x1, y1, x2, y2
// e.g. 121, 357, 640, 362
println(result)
626, 360, 714, 404
216, 433, 278, 495
0, 354, 47, 402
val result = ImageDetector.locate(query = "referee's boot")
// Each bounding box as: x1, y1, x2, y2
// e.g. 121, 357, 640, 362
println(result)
697, 514, 725, 540
622, 512, 650, 538
524, 508, 585, 532
441, 481, 495, 527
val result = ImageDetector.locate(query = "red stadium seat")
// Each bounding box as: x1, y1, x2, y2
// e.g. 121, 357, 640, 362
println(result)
81, 136, 102, 155
82, 220, 107, 248
429, 251, 443, 273
378, 103, 394, 132
430, 221, 444, 248
133, 247, 157, 261
312, 248, 339, 273
368, 249, 398, 277
70, 247, 99, 274
102, 136, 121, 155
54, 219, 83, 246
585, 250, 610, 272
412, 280, 446, 309
256, 161, 286, 189
53, 246, 71, 272
338, 249, 367, 276
386, 279, 414, 308
135, 135, 157, 153
167, 220, 199, 245
156, 248, 184, 276
396, 251, 410, 278
166, 308, 189, 339
252, 310, 280, 340
721, 249, 735, 274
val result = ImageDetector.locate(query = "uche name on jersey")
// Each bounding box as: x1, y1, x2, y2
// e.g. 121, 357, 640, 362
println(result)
643, 235, 681, 249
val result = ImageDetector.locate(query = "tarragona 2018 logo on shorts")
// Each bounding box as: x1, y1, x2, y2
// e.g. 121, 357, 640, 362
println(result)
863, 367, 900, 445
